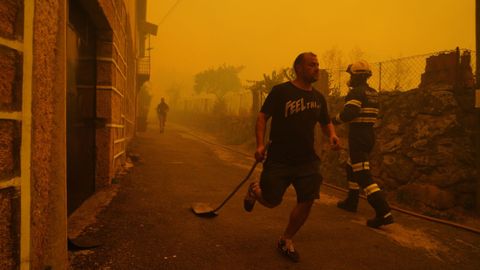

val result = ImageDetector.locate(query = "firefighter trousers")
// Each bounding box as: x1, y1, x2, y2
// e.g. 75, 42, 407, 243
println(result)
344, 126, 391, 218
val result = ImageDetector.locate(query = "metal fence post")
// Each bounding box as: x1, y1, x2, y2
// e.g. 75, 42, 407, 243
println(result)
338, 69, 341, 94
379, 62, 382, 91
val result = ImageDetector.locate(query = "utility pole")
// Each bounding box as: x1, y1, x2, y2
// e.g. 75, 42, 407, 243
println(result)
476, 0, 480, 212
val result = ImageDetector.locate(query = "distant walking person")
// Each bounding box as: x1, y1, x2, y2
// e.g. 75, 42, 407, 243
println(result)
332, 60, 394, 228
156, 97, 169, 133
243, 52, 340, 262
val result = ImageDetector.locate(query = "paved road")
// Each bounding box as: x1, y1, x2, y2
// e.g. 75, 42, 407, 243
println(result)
70, 124, 480, 269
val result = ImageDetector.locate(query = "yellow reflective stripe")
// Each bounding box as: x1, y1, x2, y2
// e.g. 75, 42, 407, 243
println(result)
335, 113, 343, 124
359, 108, 379, 114
383, 212, 392, 218
348, 181, 360, 190
351, 117, 377, 123
364, 184, 380, 196
351, 163, 362, 171
351, 162, 370, 172
345, 99, 362, 107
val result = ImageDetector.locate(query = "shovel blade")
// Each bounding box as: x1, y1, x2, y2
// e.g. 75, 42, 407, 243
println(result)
191, 202, 218, 217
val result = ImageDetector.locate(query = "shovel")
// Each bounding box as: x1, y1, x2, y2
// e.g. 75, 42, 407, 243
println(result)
191, 160, 260, 217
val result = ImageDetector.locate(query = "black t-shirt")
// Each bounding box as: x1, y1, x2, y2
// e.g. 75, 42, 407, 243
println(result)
261, 81, 330, 165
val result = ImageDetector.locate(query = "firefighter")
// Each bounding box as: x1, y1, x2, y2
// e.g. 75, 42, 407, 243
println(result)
332, 60, 394, 228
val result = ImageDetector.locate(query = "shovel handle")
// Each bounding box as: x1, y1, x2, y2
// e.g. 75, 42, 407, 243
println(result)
212, 142, 270, 213
212, 160, 260, 213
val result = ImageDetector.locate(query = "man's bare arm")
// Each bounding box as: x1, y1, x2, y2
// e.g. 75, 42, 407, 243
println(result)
321, 122, 340, 150
255, 112, 270, 161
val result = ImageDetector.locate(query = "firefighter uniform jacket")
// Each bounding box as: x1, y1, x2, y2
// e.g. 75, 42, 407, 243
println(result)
332, 84, 379, 127
332, 83, 380, 185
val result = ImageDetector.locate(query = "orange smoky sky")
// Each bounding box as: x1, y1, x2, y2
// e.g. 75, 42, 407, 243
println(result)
146, 0, 475, 98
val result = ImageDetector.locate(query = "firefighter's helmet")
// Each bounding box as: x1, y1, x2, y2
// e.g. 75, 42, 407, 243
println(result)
346, 60, 372, 76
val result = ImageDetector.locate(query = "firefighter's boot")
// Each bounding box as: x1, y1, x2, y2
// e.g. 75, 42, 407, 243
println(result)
365, 187, 394, 228
337, 189, 359, 213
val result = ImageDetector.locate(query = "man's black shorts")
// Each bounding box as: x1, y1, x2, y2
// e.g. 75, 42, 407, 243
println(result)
259, 160, 322, 206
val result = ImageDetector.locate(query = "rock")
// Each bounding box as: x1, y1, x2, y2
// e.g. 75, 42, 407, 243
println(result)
418, 166, 470, 188
422, 185, 455, 210
383, 121, 401, 135
379, 137, 402, 153
396, 184, 423, 207
379, 173, 400, 190
419, 91, 457, 115
413, 114, 458, 140
411, 139, 429, 150
423, 83, 454, 92
396, 183, 455, 210
381, 154, 414, 185
411, 154, 442, 167
451, 181, 477, 193
456, 194, 475, 210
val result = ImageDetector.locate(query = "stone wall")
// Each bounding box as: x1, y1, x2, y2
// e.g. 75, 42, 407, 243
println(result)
1, 0, 139, 268
0, 0, 24, 268
31, 0, 68, 268
420, 50, 475, 90
375, 85, 476, 210
0, 188, 19, 270
95, 0, 136, 187
1, 0, 67, 268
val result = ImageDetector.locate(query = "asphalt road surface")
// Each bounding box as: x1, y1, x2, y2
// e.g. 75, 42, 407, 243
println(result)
69, 123, 480, 270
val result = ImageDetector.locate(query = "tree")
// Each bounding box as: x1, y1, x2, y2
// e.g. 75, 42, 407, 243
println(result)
166, 82, 182, 107
348, 46, 366, 63
247, 68, 292, 113
321, 47, 345, 96
193, 64, 244, 99
321, 46, 344, 71
391, 58, 409, 90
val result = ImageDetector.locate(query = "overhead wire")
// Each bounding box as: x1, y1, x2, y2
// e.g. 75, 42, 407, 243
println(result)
158, 0, 184, 26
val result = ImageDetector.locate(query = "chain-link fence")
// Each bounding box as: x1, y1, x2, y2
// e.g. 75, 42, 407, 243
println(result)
327, 48, 476, 95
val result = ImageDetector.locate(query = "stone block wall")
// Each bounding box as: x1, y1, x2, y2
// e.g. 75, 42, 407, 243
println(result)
31, 0, 68, 268
0, 0, 24, 267
1, 0, 67, 268
0, 120, 20, 181
0, 46, 22, 111
420, 50, 476, 89
1, 0, 139, 267
0, 0, 23, 39
95, 0, 136, 186
0, 188, 20, 270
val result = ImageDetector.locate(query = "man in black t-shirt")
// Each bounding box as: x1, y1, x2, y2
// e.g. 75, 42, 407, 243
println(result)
243, 52, 339, 262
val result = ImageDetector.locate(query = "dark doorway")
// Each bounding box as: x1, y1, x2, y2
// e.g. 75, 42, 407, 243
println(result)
66, 0, 97, 215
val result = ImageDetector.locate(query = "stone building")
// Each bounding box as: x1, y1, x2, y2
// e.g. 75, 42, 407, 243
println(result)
0, 0, 156, 268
